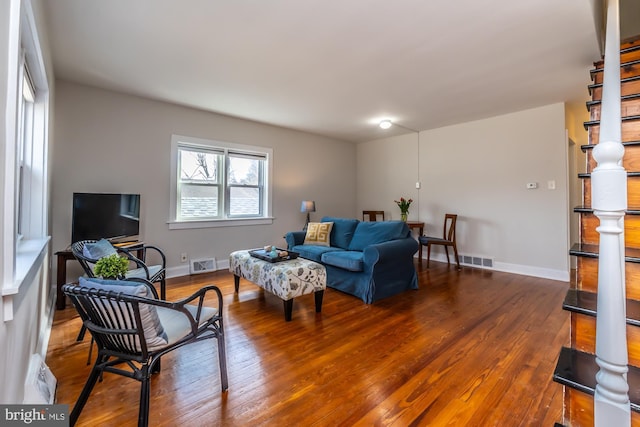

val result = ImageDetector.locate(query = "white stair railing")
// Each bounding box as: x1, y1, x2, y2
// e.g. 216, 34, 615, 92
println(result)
592, 0, 630, 425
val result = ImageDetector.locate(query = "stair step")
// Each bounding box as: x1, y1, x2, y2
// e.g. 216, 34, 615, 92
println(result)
581, 141, 640, 173
563, 289, 640, 326
592, 57, 640, 76
580, 212, 640, 246
574, 206, 640, 215
581, 140, 640, 150
583, 176, 640, 208
569, 243, 640, 263
591, 59, 640, 84
587, 93, 640, 110
584, 115, 640, 130
579, 172, 640, 178
589, 75, 640, 100
553, 347, 640, 412
585, 118, 640, 143
572, 255, 640, 301
621, 43, 640, 63
594, 39, 640, 66
588, 95, 640, 120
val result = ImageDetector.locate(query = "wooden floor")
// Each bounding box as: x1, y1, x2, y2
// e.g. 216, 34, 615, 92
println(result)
46, 260, 569, 426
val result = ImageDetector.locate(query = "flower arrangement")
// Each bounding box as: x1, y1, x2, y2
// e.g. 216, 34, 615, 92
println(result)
94, 253, 129, 279
395, 197, 413, 214
394, 197, 413, 221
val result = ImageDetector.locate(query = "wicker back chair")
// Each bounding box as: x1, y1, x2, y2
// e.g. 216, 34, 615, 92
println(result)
63, 278, 228, 427
71, 240, 167, 299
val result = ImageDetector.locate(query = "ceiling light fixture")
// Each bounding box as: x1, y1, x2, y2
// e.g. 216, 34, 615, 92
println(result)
378, 119, 419, 133
378, 120, 393, 129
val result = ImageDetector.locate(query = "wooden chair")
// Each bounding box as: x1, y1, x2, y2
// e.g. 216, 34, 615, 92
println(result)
63, 277, 228, 427
418, 213, 460, 269
362, 210, 385, 221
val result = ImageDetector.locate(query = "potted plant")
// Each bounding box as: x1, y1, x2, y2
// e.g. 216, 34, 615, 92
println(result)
94, 253, 129, 279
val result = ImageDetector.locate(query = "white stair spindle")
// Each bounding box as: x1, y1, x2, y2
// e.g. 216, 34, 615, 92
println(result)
592, 0, 630, 425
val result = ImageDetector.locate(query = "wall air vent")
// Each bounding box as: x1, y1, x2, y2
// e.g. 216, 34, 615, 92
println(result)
190, 257, 216, 274
458, 254, 494, 269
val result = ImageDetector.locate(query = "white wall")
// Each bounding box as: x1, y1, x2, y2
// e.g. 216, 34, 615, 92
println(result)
51, 81, 356, 279
358, 103, 570, 280
566, 101, 590, 269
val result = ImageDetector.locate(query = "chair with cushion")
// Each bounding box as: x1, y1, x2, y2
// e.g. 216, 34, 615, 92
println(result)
63, 277, 228, 427
362, 210, 385, 221
418, 213, 460, 269
71, 239, 167, 300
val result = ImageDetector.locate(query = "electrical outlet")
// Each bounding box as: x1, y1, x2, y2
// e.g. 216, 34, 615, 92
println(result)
526, 182, 538, 189
180, 253, 188, 263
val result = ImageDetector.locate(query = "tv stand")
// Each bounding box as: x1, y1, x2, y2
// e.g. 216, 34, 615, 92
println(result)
113, 240, 140, 248
55, 242, 145, 310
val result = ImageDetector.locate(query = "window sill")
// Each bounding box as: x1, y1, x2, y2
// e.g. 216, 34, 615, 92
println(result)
2, 236, 50, 321
168, 217, 274, 230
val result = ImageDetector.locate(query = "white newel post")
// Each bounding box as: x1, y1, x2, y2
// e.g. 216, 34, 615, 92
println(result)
592, 0, 630, 425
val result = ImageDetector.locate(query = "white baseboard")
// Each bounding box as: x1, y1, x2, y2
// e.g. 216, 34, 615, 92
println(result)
491, 261, 569, 282
166, 258, 230, 279
420, 253, 570, 282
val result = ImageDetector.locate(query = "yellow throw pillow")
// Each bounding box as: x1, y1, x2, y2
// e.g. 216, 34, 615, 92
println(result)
303, 222, 333, 246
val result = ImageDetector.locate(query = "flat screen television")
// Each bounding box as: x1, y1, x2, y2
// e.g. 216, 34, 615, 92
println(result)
71, 193, 141, 244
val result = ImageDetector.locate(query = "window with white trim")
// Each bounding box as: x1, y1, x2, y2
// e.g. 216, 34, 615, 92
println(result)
170, 135, 272, 228
3, 0, 50, 312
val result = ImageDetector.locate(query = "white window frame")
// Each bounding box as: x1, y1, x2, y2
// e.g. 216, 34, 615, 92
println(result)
2, 0, 50, 321
168, 135, 273, 229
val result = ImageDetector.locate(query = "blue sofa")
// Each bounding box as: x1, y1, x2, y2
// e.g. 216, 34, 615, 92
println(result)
284, 216, 419, 303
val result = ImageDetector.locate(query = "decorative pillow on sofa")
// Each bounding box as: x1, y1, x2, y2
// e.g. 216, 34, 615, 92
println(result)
304, 222, 334, 246
78, 277, 168, 351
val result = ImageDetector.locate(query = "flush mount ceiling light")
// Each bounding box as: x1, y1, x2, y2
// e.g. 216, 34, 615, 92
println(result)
378, 120, 393, 129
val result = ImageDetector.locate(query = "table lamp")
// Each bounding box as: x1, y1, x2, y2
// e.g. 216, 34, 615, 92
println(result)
301, 200, 316, 230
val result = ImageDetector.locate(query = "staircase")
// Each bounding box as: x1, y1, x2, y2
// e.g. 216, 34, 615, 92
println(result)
553, 37, 640, 426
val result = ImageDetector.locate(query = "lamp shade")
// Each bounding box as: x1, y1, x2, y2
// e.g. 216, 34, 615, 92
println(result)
300, 200, 316, 213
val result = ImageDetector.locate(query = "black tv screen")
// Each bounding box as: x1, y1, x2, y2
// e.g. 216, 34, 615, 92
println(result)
71, 193, 141, 244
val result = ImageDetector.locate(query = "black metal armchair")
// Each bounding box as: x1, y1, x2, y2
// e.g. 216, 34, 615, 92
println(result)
63, 277, 228, 427
71, 240, 167, 299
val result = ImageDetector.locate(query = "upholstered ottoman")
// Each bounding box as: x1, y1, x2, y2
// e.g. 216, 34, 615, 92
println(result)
229, 250, 327, 321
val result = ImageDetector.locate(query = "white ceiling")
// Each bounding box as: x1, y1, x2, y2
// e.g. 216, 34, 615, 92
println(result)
42, 0, 602, 142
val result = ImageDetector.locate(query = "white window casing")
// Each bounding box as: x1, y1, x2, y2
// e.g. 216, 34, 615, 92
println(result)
168, 135, 273, 229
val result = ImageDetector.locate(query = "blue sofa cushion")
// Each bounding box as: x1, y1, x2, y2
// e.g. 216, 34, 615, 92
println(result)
348, 221, 408, 251
292, 244, 343, 263
321, 251, 364, 272
321, 216, 359, 249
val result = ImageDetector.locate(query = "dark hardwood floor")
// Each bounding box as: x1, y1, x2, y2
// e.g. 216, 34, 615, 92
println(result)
46, 260, 569, 426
